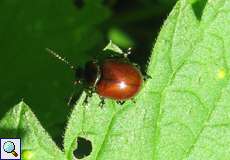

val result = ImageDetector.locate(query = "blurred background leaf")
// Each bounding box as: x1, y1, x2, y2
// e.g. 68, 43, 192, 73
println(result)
0, 0, 176, 147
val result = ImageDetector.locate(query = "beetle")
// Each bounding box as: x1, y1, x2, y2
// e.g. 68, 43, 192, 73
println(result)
46, 46, 143, 106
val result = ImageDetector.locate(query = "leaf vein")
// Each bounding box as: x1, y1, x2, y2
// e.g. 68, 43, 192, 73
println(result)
183, 79, 230, 159
95, 102, 120, 160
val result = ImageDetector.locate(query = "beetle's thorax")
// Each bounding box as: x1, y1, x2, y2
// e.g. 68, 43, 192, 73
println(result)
83, 60, 101, 88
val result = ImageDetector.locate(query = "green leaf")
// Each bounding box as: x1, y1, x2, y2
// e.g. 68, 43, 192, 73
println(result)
108, 28, 134, 48
103, 40, 124, 54
64, 0, 230, 159
0, 102, 65, 160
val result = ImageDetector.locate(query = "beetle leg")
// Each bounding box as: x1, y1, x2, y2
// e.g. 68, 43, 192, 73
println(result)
68, 85, 82, 106
131, 98, 136, 104
68, 91, 77, 106
144, 74, 152, 81
116, 100, 126, 105
87, 89, 93, 97
82, 89, 94, 105
123, 47, 132, 58
132, 62, 141, 69
99, 97, 105, 108
83, 94, 89, 105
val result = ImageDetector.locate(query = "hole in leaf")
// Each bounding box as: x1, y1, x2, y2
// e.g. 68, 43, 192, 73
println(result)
191, 0, 208, 20
73, 137, 92, 159
74, 0, 85, 8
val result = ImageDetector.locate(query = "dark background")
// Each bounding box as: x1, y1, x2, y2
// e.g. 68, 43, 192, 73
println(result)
0, 0, 176, 148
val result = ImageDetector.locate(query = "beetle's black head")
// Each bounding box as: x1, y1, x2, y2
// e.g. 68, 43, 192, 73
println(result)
74, 67, 84, 85
75, 60, 101, 88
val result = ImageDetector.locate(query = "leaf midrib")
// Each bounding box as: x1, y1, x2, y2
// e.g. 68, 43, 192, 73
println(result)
94, 102, 132, 160
16, 102, 23, 137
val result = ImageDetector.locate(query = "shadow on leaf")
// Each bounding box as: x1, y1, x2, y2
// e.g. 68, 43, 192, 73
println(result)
0, 128, 26, 139
191, 0, 208, 20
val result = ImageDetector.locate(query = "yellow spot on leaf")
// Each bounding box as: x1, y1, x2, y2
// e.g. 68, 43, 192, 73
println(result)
217, 68, 226, 79
22, 150, 33, 160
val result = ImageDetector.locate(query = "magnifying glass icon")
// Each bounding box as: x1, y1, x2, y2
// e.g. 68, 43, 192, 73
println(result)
3, 141, 18, 157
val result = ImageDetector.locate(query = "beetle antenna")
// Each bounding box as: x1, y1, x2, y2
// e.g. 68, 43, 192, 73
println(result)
46, 48, 75, 70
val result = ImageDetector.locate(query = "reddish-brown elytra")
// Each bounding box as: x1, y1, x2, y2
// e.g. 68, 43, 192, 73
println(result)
96, 59, 142, 100
46, 45, 143, 106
